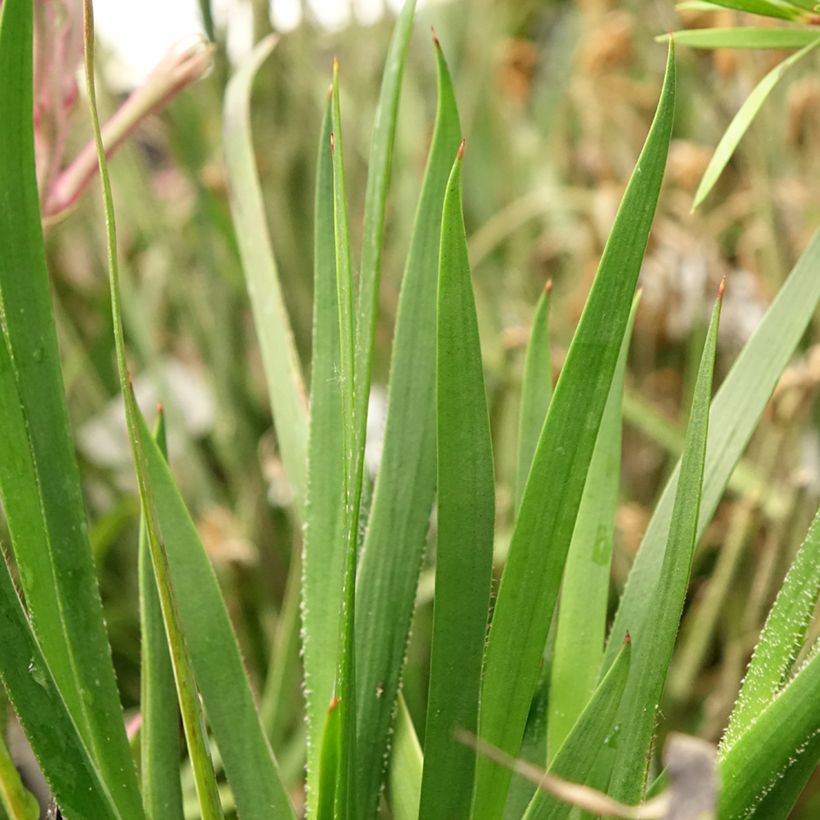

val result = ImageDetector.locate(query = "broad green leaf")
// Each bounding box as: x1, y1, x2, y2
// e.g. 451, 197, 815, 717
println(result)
604, 230, 820, 672
139, 412, 184, 820
547, 294, 638, 759
515, 282, 553, 512
718, 645, 820, 818
329, 58, 360, 820
524, 639, 632, 820
722, 507, 820, 754
0, 1, 143, 815
83, 6, 295, 817
693, 39, 820, 209
419, 144, 495, 820
471, 45, 676, 819
223, 35, 309, 515
662, 28, 820, 50
390, 697, 423, 820
302, 96, 346, 818
689, 0, 807, 20
354, 36, 461, 817
0, 544, 118, 819
607, 288, 722, 804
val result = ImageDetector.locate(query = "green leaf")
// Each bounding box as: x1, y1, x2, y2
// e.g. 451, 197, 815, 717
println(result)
317, 697, 342, 820
329, 57, 360, 820
419, 143, 495, 820
604, 230, 820, 675
607, 287, 722, 804
722, 508, 820, 755
524, 639, 632, 820
82, 6, 295, 818
661, 28, 820, 50
0, 555, 120, 820
547, 294, 638, 759
0, 721, 38, 820
353, 35, 461, 817
471, 44, 676, 820
302, 95, 346, 817
515, 282, 553, 512
718, 645, 820, 818
390, 697, 424, 820
693, 39, 820, 209
223, 35, 309, 515
687, 0, 807, 20
0, 2, 143, 815
139, 412, 184, 820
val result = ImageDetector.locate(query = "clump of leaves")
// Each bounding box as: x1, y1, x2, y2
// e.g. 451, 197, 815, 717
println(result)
0, 0, 818, 818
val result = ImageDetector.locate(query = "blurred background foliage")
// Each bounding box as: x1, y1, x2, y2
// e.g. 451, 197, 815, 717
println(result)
22, 0, 820, 814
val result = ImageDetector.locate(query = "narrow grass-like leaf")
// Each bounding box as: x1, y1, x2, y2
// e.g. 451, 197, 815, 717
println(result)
547, 295, 638, 759
139, 411, 184, 820
302, 95, 346, 818
719, 645, 820, 818
607, 288, 722, 804
525, 639, 632, 820
317, 697, 341, 820
515, 282, 553, 512
661, 28, 820, 49
604, 231, 820, 672
354, 36, 461, 817
83, 6, 295, 818
390, 697, 423, 820
722, 507, 820, 755
693, 39, 820, 209
691, 0, 807, 20
84, 7, 224, 819
330, 58, 360, 820
419, 143, 495, 820
223, 35, 309, 514
0, 552, 118, 820
471, 45, 676, 819
0, 2, 143, 814
0, 692, 39, 820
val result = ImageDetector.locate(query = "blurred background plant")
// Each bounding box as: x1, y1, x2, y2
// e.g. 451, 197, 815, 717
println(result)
1, 0, 819, 816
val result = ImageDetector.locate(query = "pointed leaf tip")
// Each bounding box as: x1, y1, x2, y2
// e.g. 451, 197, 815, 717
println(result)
457, 139, 465, 160
545, 278, 553, 294
718, 276, 726, 300
624, 631, 632, 645
431, 27, 440, 49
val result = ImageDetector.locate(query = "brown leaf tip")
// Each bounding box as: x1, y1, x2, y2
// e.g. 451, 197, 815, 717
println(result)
431, 27, 441, 50
624, 630, 632, 645
457, 138, 465, 160
718, 275, 726, 300
328, 696, 340, 712
156, 401, 164, 415
545, 278, 553, 294
330, 131, 335, 154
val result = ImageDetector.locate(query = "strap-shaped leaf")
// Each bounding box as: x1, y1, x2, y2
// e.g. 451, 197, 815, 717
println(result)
691, 0, 807, 20
223, 35, 309, 514
604, 231, 820, 671
471, 45, 676, 819
662, 28, 820, 49
524, 639, 632, 820
420, 144, 495, 820
693, 39, 820, 209
83, 5, 295, 817
547, 295, 638, 759
0, 1, 143, 814
354, 35, 461, 817
607, 288, 722, 804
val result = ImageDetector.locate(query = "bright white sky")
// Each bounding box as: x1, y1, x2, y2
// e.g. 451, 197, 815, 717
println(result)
94, 0, 413, 87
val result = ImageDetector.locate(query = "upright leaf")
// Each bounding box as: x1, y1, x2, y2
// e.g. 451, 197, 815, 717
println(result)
83, 6, 295, 817
0, 1, 142, 814
420, 144, 495, 820
139, 412, 184, 820
607, 287, 723, 804
223, 35, 309, 513
524, 639, 632, 820
471, 45, 676, 819
515, 282, 553, 512
604, 231, 820, 672
302, 97, 346, 817
547, 295, 638, 759
722, 507, 820, 754
354, 36, 461, 817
